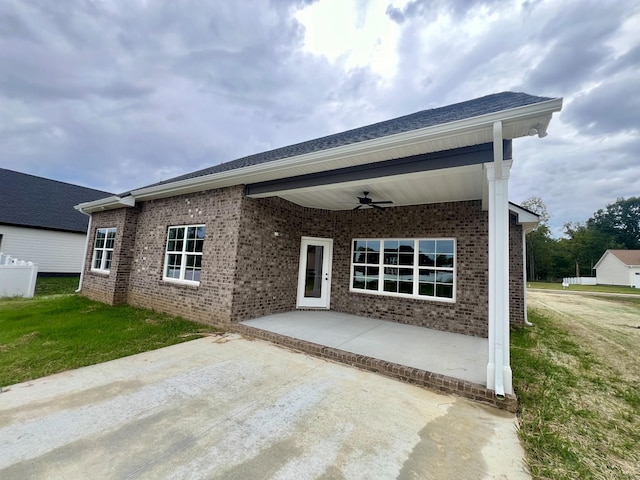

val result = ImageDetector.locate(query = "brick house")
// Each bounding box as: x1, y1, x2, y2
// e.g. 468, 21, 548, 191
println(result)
76, 91, 562, 397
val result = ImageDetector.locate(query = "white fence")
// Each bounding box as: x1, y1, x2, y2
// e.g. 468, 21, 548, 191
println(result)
0, 253, 38, 298
562, 276, 597, 286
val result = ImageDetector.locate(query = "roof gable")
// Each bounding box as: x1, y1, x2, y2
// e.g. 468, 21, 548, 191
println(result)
0, 169, 113, 233
607, 250, 640, 267
135, 91, 554, 192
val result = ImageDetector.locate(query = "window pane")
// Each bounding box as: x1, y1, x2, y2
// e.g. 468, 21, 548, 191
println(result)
186, 240, 195, 252
169, 228, 178, 240
367, 240, 380, 253
436, 254, 454, 268
436, 284, 454, 298
365, 266, 379, 290
194, 238, 204, 253
353, 276, 365, 289
399, 282, 413, 294
436, 240, 454, 254
398, 240, 414, 253
383, 267, 398, 292
436, 271, 454, 283
419, 240, 435, 254
384, 280, 398, 292
399, 268, 413, 282
166, 253, 181, 278
419, 253, 434, 267
104, 251, 112, 270
366, 252, 380, 264
174, 228, 185, 240
419, 283, 434, 296
196, 226, 206, 239
399, 253, 413, 266
366, 266, 379, 277
384, 240, 398, 252
419, 269, 436, 282
353, 241, 366, 263
93, 250, 103, 269
95, 230, 105, 248
383, 252, 397, 265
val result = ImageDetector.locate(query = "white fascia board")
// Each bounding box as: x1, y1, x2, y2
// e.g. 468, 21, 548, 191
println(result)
128, 97, 564, 203
74, 195, 136, 213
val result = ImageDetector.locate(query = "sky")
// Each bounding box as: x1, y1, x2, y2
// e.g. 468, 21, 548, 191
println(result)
1, 0, 639, 236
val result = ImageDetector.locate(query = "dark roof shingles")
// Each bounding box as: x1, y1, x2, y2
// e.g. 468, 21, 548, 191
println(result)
0, 169, 113, 233
141, 91, 553, 191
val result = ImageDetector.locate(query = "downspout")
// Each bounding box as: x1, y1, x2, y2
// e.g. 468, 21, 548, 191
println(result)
75, 210, 92, 293
522, 229, 533, 326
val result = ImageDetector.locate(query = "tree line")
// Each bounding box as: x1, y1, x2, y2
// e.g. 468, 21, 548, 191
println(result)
522, 196, 640, 281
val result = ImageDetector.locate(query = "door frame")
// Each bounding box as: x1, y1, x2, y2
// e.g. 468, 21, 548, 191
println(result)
296, 236, 333, 309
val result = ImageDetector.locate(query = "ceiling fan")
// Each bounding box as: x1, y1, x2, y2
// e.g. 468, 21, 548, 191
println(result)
352, 191, 393, 210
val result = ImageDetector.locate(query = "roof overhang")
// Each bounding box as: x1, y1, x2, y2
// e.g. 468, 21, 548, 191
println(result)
75, 97, 562, 214
508, 203, 540, 233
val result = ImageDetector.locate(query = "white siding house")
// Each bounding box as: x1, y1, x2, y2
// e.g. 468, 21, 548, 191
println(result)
0, 225, 87, 274
0, 168, 112, 274
594, 250, 640, 287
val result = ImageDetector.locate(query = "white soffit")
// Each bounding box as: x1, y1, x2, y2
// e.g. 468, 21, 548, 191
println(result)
275, 165, 485, 210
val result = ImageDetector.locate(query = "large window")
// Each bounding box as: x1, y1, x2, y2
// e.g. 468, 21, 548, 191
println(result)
351, 238, 455, 301
92, 227, 116, 273
164, 225, 205, 284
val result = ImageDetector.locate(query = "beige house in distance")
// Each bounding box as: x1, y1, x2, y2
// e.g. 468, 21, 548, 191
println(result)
595, 250, 640, 288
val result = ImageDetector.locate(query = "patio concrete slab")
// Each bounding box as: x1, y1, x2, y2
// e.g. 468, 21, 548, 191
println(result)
0, 334, 529, 480
242, 311, 488, 385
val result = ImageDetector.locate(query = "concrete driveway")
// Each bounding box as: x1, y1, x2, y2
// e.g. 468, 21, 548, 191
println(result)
0, 334, 530, 479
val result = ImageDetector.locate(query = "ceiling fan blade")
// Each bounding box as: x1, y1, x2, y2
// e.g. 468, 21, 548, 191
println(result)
370, 200, 393, 204
371, 204, 385, 210
353, 205, 363, 210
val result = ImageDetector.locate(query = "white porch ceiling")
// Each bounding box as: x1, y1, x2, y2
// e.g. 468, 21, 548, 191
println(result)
270, 164, 485, 211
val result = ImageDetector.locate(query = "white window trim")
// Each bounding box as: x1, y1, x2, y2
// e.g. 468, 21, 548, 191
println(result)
91, 227, 116, 274
162, 224, 205, 286
350, 237, 456, 303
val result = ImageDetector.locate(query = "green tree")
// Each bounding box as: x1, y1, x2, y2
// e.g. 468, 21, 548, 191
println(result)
560, 221, 622, 277
587, 197, 640, 250
521, 197, 557, 281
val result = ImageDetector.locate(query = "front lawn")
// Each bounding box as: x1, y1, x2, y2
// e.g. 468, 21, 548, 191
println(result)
0, 294, 215, 388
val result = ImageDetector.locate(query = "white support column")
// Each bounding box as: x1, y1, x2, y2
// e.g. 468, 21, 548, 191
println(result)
486, 121, 513, 397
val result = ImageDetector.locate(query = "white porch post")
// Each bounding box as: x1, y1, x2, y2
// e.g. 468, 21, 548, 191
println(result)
485, 121, 513, 397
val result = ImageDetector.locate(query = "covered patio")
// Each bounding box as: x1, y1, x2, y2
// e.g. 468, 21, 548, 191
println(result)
231, 311, 516, 411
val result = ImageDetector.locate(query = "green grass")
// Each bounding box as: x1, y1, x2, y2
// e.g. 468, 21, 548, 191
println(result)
527, 281, 640, 295
512, 308, 640, 479
34, 276, 80, 296
0, 295, 216, 388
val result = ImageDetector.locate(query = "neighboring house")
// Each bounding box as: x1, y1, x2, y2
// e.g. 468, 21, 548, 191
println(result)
76, 91, 562, 397
0, 168, 112, 274
594, 250, 640, 287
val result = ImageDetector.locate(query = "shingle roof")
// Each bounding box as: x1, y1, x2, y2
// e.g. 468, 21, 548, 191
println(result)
608, 250, 640, 266
137, 91, 554, 192
0, 169, 113, 233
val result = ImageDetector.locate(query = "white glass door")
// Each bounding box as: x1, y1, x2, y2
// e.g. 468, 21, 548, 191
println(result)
297, 237, 333, 308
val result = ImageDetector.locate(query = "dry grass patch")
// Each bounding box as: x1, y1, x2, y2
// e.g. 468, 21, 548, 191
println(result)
513, 291, 640, 479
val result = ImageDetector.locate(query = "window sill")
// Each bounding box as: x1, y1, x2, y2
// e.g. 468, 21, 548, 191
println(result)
349, 288, 456, 303
89, 269, 111, 276
161, 278, 200, 288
